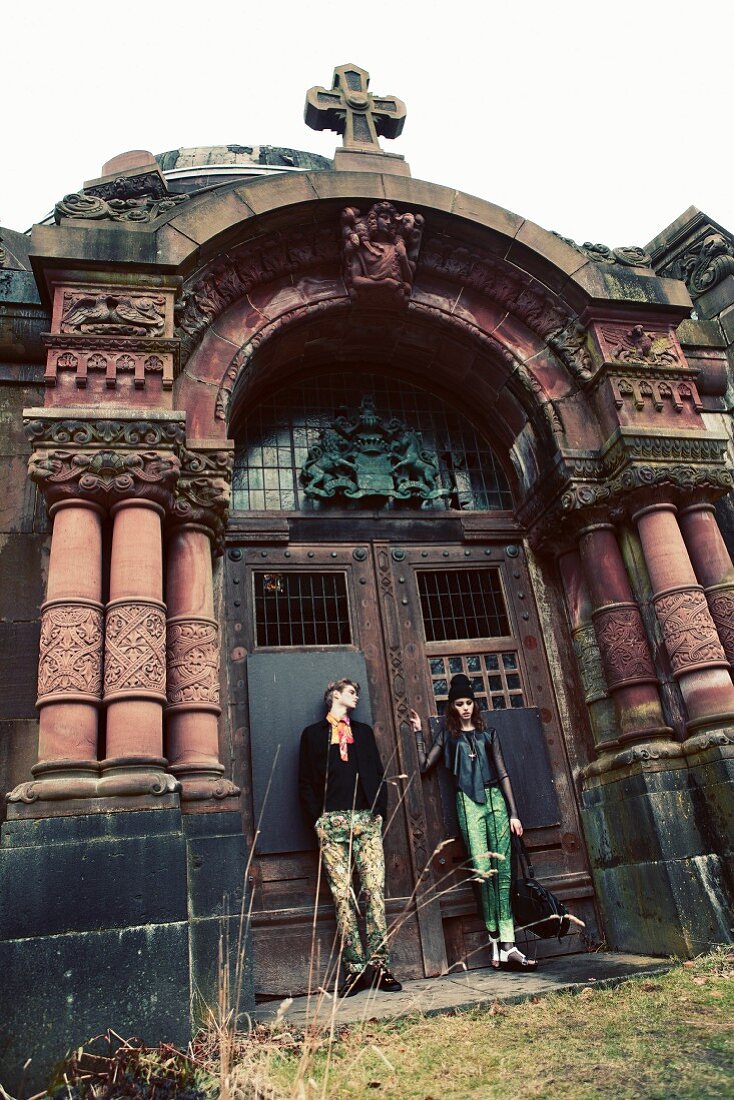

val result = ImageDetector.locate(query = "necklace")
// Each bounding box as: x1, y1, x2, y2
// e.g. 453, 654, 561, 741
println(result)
465, 729, 477, 760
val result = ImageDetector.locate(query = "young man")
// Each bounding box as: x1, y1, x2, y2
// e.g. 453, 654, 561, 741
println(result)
298, 677, 402, 995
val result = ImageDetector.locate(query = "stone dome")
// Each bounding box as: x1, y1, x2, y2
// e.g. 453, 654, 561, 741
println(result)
155, 144, 332, 193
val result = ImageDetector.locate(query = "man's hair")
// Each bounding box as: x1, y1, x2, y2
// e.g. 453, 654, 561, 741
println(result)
324, 678, 361, 708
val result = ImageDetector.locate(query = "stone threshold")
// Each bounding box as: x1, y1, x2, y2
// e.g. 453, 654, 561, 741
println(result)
248, 952, 672, 1029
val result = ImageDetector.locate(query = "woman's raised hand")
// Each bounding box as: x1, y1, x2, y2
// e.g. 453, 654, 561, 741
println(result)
409, 708, 422, 733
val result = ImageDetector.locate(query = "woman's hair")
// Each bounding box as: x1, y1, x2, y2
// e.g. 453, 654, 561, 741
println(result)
445, 696, 485, 736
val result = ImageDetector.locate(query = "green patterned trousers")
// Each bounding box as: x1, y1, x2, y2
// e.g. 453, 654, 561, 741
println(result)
315, 809, 390, 976
455, 786, 515, 942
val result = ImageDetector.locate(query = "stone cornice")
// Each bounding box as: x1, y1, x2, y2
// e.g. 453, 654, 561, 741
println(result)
520, 428, 732, 551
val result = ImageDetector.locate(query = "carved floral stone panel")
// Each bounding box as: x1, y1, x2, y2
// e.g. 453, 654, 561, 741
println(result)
571, 622, 608, 704
166, 618, 220, 710
104, 600, 167, 699
653, 587, 728, 675
592, 604, 656, 689
37, 601, 104, 702
705, 586, 734, 665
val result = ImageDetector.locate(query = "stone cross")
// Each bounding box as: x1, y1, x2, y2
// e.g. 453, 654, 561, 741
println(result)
305, 64, 406, 153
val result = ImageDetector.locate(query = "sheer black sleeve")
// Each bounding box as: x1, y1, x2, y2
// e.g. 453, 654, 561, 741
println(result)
415, 723, 445, 774
489, 730, 519, 819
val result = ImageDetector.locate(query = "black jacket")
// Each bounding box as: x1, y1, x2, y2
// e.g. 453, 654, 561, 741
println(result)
298, 718, 388, 829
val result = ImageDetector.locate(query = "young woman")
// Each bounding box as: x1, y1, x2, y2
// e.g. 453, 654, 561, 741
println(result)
411, 673, 537, 970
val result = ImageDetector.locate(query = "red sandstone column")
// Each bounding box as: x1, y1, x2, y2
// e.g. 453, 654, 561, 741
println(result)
633, 503, 734, 730
103, 499, 170, 782
166, 526, 237, 802
578, 523, 671, 744
557, 548, 618, 753
36, 500, 104, 765
163, 443, 238, 806
678, 503, 734, 668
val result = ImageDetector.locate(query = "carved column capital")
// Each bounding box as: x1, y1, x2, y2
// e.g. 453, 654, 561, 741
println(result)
24, 410, 185, 514
169, 444, 234, 550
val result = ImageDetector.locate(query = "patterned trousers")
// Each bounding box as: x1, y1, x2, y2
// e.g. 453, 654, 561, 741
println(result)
315, 809, 390, 976
455, 786, 515, 942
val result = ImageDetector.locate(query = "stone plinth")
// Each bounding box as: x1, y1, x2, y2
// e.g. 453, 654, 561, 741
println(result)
0, 806, 252, 1094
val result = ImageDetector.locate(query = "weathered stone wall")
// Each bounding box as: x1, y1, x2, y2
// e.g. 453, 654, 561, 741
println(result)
0, 267, 49, 821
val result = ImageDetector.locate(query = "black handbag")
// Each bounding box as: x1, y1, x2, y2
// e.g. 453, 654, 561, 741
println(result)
511, 834, 571, 939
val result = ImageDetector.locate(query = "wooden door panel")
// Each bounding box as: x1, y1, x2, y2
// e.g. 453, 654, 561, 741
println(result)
382, 541, 599, 962
225, 536, 599, 995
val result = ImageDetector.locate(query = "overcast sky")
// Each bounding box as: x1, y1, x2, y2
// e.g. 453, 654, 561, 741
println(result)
3, 0, 732, 250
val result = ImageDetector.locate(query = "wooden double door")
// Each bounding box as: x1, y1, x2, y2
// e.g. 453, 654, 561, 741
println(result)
224, 532, 597, 997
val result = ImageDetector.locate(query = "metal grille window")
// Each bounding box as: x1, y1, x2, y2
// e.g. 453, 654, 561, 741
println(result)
429, 652, 526, 710
232, 372, 513, 512
418, 569, 510, 642
254, 572, 351, 647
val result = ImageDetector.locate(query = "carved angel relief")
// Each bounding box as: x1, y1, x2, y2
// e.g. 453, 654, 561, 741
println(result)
342, 202, 424, 303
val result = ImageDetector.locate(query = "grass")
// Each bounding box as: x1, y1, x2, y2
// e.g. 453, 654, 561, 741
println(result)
241, 950, 734, 1100
20, 951, 734, 1100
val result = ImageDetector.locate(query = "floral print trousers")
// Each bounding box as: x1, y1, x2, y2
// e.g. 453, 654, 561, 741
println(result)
455, 786, 515, 943
315, 809, 390, 976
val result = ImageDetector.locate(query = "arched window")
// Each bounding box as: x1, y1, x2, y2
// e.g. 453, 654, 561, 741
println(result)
232, 371, 513, 512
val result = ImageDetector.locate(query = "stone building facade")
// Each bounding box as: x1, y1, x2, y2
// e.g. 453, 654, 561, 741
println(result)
1, 64, 733, 1090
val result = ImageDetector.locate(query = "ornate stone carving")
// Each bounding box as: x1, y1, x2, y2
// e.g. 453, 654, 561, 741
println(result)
547, 320, 594, 382
24, 416, 185, 449
54, 191, 188, 224
28, 448, 180, 509
170, 447, 233, 541
703, 586, 734, 664
300, 395, 447, 505
661, 232, 734, 297
104, 599, 167, 700
37, 600, 104, 703
581, 739, 684, 779
166, 617, 220, 711
0, 233, 7, 268
60, 292, 165, 337
608, 376, 703, 414
342, 203, 423, 303
653, 586, 728, 676
553, 233, 653, 269
168, 765, 240, 803
85, 171, 168, 202
592, 603, 656, 689
7, 761, 181, 804
598, 323, 680, 366
571, 622, 608, 704
522, 431, 734, 554
305, 63, 406, 152
174, 227, 338, 360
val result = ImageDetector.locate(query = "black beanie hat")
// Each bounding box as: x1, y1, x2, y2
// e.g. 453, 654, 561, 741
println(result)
448, 674, 474, 703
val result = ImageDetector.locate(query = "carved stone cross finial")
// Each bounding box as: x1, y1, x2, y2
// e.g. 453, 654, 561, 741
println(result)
305, 64, 406, 154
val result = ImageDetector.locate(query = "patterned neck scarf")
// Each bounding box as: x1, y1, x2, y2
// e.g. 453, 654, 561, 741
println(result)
327, 712, 354, 761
